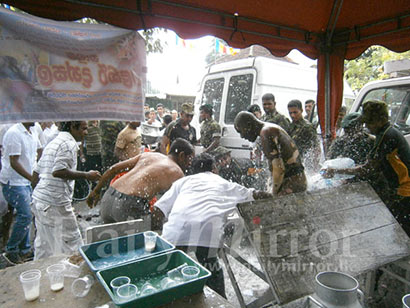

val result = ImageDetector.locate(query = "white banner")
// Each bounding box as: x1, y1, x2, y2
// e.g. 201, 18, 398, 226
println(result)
0, 7, 146, 123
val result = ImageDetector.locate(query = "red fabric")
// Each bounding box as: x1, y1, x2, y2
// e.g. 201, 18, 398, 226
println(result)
317, 48, 346, 139
110, 171, 128, 185
7, 1, 410, 59
5, 0, 410, 135
149, 196, 157, 213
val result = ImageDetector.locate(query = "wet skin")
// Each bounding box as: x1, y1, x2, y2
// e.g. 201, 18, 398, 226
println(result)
87, 151, 194, 207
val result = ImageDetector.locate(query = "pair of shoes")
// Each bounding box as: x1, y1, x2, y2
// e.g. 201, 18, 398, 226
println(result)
20, 250, 34, 262
2, 252, 23, 266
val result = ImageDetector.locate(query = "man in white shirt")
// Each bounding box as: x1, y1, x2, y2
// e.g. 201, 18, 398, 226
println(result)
42, 122, 59, 146
153, 153, 271, 298
0, 122, 40, 265
30, 122, 47, 150
31, 121, 101, 260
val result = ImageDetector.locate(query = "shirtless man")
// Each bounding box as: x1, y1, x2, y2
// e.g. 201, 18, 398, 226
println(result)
87, 138, 194, 223
234, 111, 307, 195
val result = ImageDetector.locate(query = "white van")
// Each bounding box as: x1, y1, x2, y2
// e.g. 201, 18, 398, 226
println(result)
349, 76, 410, 145
193, 56, 355, 158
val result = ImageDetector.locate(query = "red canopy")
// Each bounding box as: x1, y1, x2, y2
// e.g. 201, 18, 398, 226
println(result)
5, 0, 410, 137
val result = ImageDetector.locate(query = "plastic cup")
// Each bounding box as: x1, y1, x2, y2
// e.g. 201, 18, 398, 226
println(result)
20, 269, 41, 301
71, 274, 95, 298
167, 268, 183, 281
117, 284, 138, 302
143, 231, 157, 252
110, 276, 130, 295
160, 277, 178, 289
140, 282, 157, 296
46, 264, 65, 292
167, 262, 188, 281
181, 266, 200, 281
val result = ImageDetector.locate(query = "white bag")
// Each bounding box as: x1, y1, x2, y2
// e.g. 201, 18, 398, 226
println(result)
308, 158, 357, 191
321, 157, 355, 170
321, 157, 356, 180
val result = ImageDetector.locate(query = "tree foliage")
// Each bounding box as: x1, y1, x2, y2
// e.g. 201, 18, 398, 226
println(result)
140, 28, 167, 54
344, 46, 410, 93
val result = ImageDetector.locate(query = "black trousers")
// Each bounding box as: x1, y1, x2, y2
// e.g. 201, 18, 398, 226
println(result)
177, 246, 226, 298
388, 196, 410, 237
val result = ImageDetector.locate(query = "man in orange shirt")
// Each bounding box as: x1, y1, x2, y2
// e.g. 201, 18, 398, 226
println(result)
114, 121, 142, 161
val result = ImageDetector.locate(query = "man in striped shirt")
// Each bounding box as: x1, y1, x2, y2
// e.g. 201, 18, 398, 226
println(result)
31, 121, 101, 260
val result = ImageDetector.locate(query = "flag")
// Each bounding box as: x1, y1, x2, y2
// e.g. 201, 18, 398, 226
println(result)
215, 38, 239, 55
176, 34, 193, 49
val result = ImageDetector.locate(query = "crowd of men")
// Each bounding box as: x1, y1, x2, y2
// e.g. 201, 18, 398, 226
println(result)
0, 95, 409, 298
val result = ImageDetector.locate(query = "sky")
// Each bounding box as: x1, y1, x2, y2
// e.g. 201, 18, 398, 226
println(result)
146, 30, 317, 97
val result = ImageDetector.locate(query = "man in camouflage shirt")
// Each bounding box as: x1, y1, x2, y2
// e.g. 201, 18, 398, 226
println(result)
304, 99, 319, 129
160, 103, 197, 154
287, 99, 320, 171
211, 146, 243, 185
199, 104, 221, 153
327, 112, 374, 165
261, 93, 290, 132
100, 121, 125, 171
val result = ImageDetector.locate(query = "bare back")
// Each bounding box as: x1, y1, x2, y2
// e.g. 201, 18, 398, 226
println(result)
260, 123, 301, 166
112, 152, 184, 199
260, 123, 306, 195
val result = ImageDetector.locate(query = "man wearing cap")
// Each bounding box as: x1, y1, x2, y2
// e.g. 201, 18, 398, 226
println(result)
248, 104, 262, 119
287, 99, 320, 171
261, 93, 290, 132
323, 100, 410, 236
199, 104, 221, 153
211, 146, 243, 185
234, 111, 307, 195
160, 103, 197, 154
327, 112, 374, 165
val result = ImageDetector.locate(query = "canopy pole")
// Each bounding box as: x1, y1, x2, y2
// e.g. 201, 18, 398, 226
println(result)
324, 52, 332, 154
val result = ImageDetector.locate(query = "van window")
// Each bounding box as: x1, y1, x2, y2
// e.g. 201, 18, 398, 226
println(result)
225, 74, 254, 124
201, 78, 224, 122
361, 86, 410, 134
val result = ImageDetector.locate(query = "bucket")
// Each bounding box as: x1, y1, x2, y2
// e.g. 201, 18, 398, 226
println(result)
314, 272, 364, 308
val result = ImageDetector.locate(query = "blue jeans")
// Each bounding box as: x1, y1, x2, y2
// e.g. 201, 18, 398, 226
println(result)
2, 183, 32, 254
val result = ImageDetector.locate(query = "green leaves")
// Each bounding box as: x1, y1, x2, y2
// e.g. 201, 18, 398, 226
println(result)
345, 46, 410, 93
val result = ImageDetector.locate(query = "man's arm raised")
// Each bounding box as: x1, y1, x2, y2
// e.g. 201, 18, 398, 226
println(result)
87, 154, 141, 208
